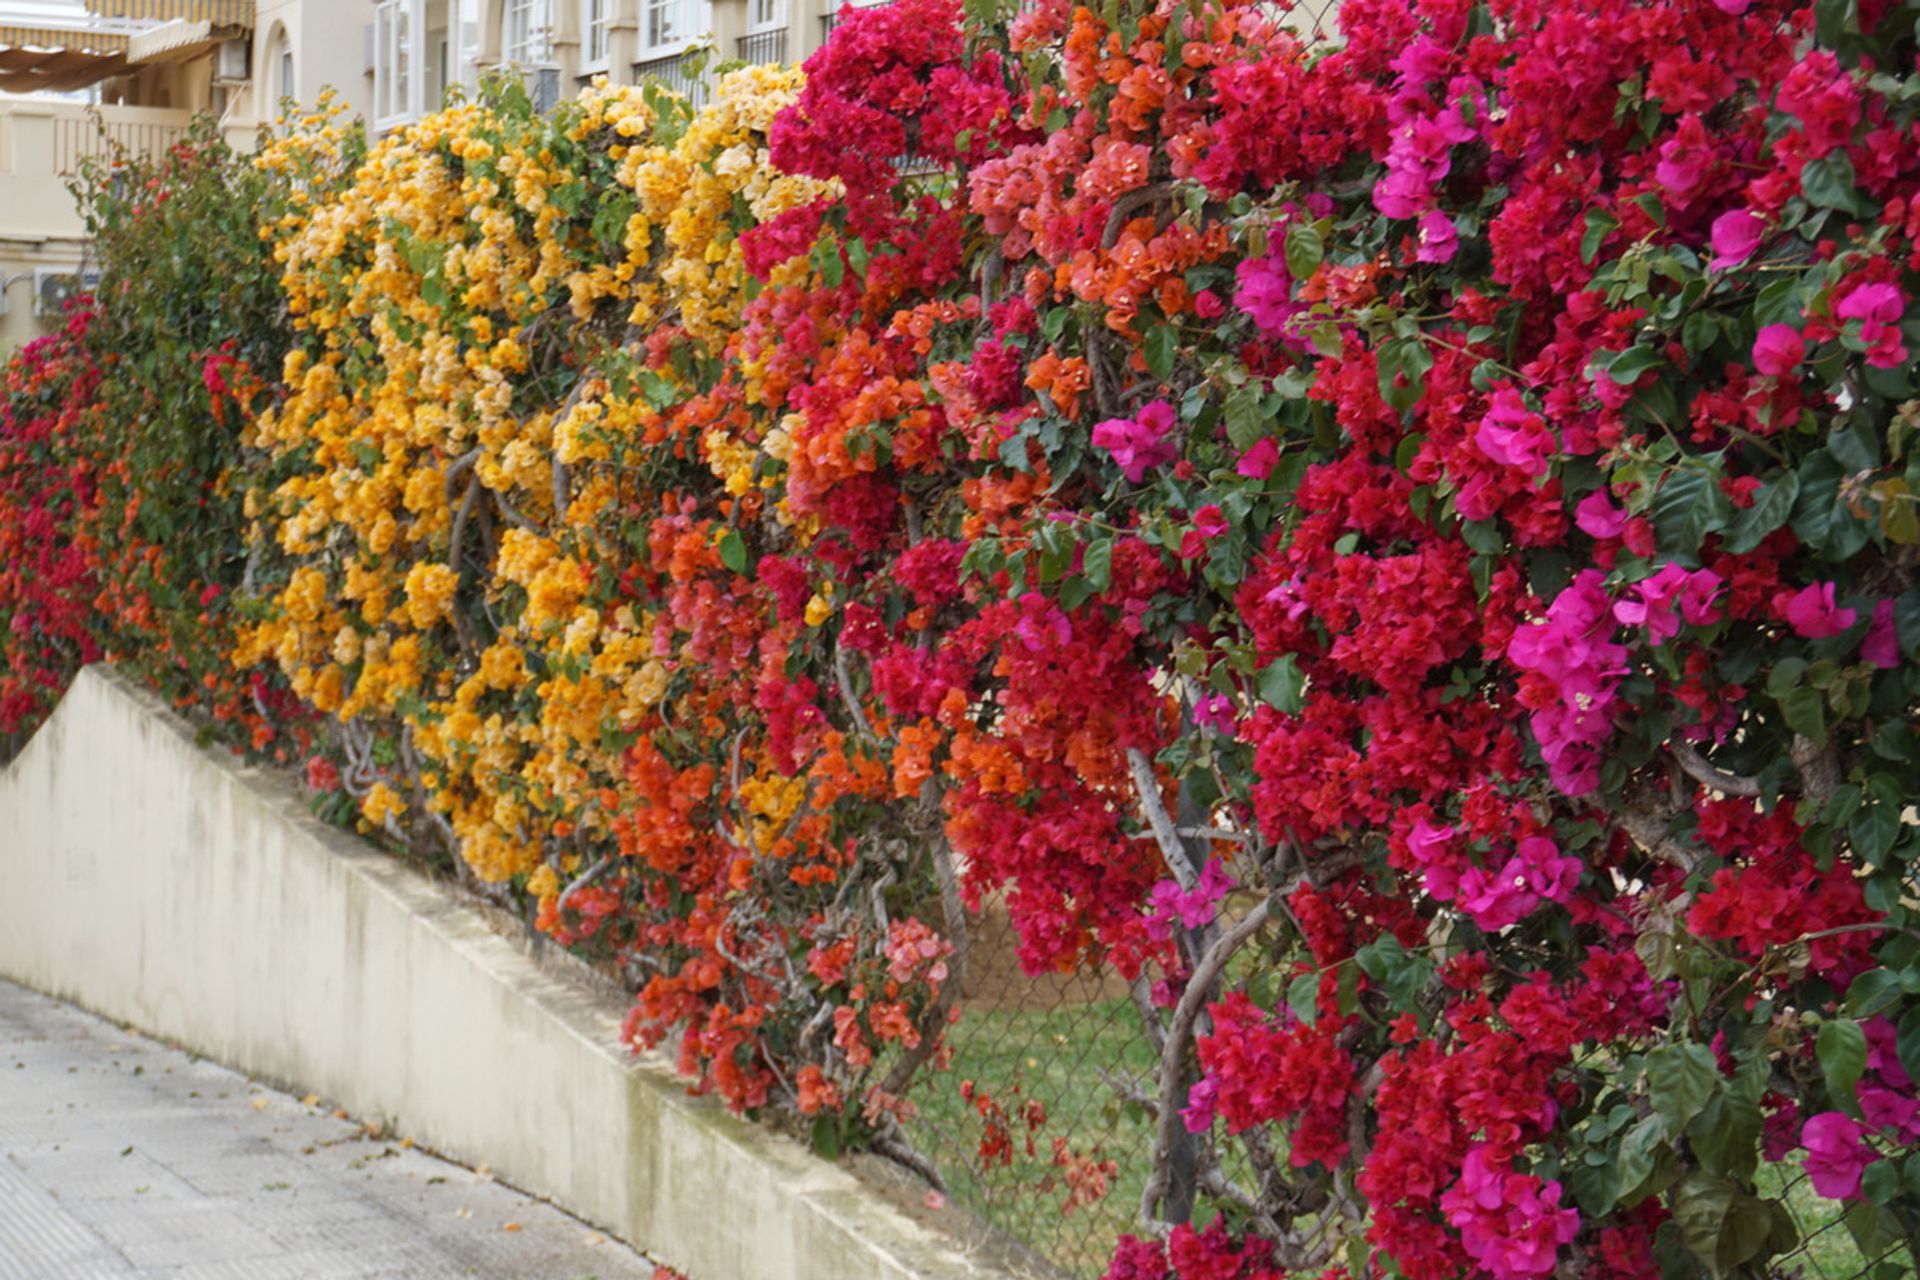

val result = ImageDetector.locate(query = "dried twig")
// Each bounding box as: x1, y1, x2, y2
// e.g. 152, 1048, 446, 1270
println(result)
834, 644, 874, 740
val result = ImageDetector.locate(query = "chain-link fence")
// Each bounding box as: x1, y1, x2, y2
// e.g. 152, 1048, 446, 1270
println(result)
898, 894, 1920, 1279
904, 893, 1161, 1277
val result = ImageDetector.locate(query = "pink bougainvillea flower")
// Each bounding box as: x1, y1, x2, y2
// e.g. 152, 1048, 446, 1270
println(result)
1863, 598, 1901, 668
1091, 400, 1180, 482
1614, 563, 1724, 643
1146, 860, 1237, 940
1475, 389, 1555, 477
1507, 571, 1628, 796
1654, 115, 1714, 205
1860, 1085, 1920, 1144
1784, 581, 1857, 638
1012, 592, 1072, 651
1574, 490, 1629, 539
1236, 436, 1281, 479
1713, 0, 1750, 12
1752, 324, 1807, 376
1179, 1075, 1219, 1134
1178, 504, 1230, 559
1439, 1146, 1581, 1279
1835, 281, 1908, 368
1457, 863, 1538, 931
1514, 835, 1582, 903
1193, 693, 1238, 735
1708, 208, 1763, 269
1234, 254, 1297, 335
1416, 210, 1459, 263
1802, 1112, 1874, 1200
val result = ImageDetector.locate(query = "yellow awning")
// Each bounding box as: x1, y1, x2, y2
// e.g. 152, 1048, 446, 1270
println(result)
0, 25, 129, 54
84, 0, 253, 24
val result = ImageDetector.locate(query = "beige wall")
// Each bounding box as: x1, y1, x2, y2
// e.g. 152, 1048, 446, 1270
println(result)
0, 97, 203, 353
0, 666, 1010, 1280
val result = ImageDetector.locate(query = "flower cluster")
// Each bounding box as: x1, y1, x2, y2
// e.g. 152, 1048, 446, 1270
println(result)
7, 0, 1920, 1276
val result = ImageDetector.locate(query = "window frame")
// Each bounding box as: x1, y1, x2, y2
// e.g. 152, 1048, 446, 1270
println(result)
372, 0, 422, 132
503, 0, 556, 68
746, 0, 783, 33
581, 0, 609, 70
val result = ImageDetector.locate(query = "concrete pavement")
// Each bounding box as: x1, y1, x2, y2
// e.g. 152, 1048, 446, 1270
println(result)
0, 979, 663, 1280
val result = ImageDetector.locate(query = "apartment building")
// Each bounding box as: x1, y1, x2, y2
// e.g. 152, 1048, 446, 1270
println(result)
0, 0, 890, 351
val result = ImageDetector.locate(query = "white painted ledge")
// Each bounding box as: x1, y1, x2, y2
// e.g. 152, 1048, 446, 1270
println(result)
0, 666, 1007, 1280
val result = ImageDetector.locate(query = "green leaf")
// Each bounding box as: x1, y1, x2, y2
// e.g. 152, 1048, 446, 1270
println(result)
1689, 1091, 1761, 1180
1671, 1173, 1736, 1275
1723, 473, 1799, 555
1287, 971, 1321, 1026
1376, 337, 1434, 414
1354, 934, 1433, 1012
1652, 469, 1732, 555
1614, 1115, 1666, 1201
1817, 1017, 1868, 1107
1144, 324, 1177, 382
1283, 220, 1324, 281
1223, 385, 1263, 451
1845, 970, 1904, 1019
1582, 209, 1619, 265
1646, 1042, 1720, 1133
810, 1114, 842, 1159
717, 529, 747, 575
1850, 797, 1900, 867
1606, 345, 1665, 384
1779, 685, 1827, 742
845, 236, 871, 278
1257, 654, 1306, 715
1802, 151, 1862, 213
1082, 538, 1113, 593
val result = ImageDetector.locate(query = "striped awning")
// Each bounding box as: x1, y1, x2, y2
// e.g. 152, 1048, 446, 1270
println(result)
84, 0, 253, 23
0, 36, 129, 92
0, 24, 129, 53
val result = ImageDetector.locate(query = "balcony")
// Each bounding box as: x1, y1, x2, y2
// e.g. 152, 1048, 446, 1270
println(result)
0, 96, 194, 240
735, 28, 786, 65
632, 52, 706, 108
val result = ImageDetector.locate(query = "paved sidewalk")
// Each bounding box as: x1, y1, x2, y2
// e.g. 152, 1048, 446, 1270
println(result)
0, 979, 661, 1280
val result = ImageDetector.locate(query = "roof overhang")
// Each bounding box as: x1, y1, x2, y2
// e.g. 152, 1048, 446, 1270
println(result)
84, 1, 254, 24
0, 29, 130, 93
128, 17, 228, 64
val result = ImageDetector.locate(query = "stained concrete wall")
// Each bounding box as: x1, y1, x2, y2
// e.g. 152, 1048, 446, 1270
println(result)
0, 666, 1004, 1280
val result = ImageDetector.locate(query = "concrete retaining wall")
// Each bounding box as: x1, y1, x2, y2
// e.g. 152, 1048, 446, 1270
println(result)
0, 666, 1004, 1280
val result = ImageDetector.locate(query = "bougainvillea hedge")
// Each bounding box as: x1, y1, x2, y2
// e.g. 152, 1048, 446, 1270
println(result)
6, 0, 1920, 1276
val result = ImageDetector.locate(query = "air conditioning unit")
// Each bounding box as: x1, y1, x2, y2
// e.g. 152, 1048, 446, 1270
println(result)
214, 37, 250, 83
35, 268, 102, 319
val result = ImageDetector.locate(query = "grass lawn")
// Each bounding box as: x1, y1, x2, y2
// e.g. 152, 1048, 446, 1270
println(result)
908, 996, 1161, 1277
907, 996, 1917, 1280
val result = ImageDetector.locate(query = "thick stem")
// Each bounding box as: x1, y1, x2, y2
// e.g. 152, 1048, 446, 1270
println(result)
1669, 738, 1762, 798
1128, 746, 1199, 890
1139, 897, 1272, 1227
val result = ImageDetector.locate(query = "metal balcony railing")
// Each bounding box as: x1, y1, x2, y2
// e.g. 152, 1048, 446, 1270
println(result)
53, 112, 187, 174
819, 0, 893, 40
632, 52, 706, 108
736, 28, 787, 65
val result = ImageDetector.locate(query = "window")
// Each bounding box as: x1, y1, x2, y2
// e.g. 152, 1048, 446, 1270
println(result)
454, 0, 482, 96
748, 0, 782, 30
270, 28, 292, 105
644, 0, 679, 52
373, 0, 417, 129
582, 0, 609, 66
504, 0, 554, 66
